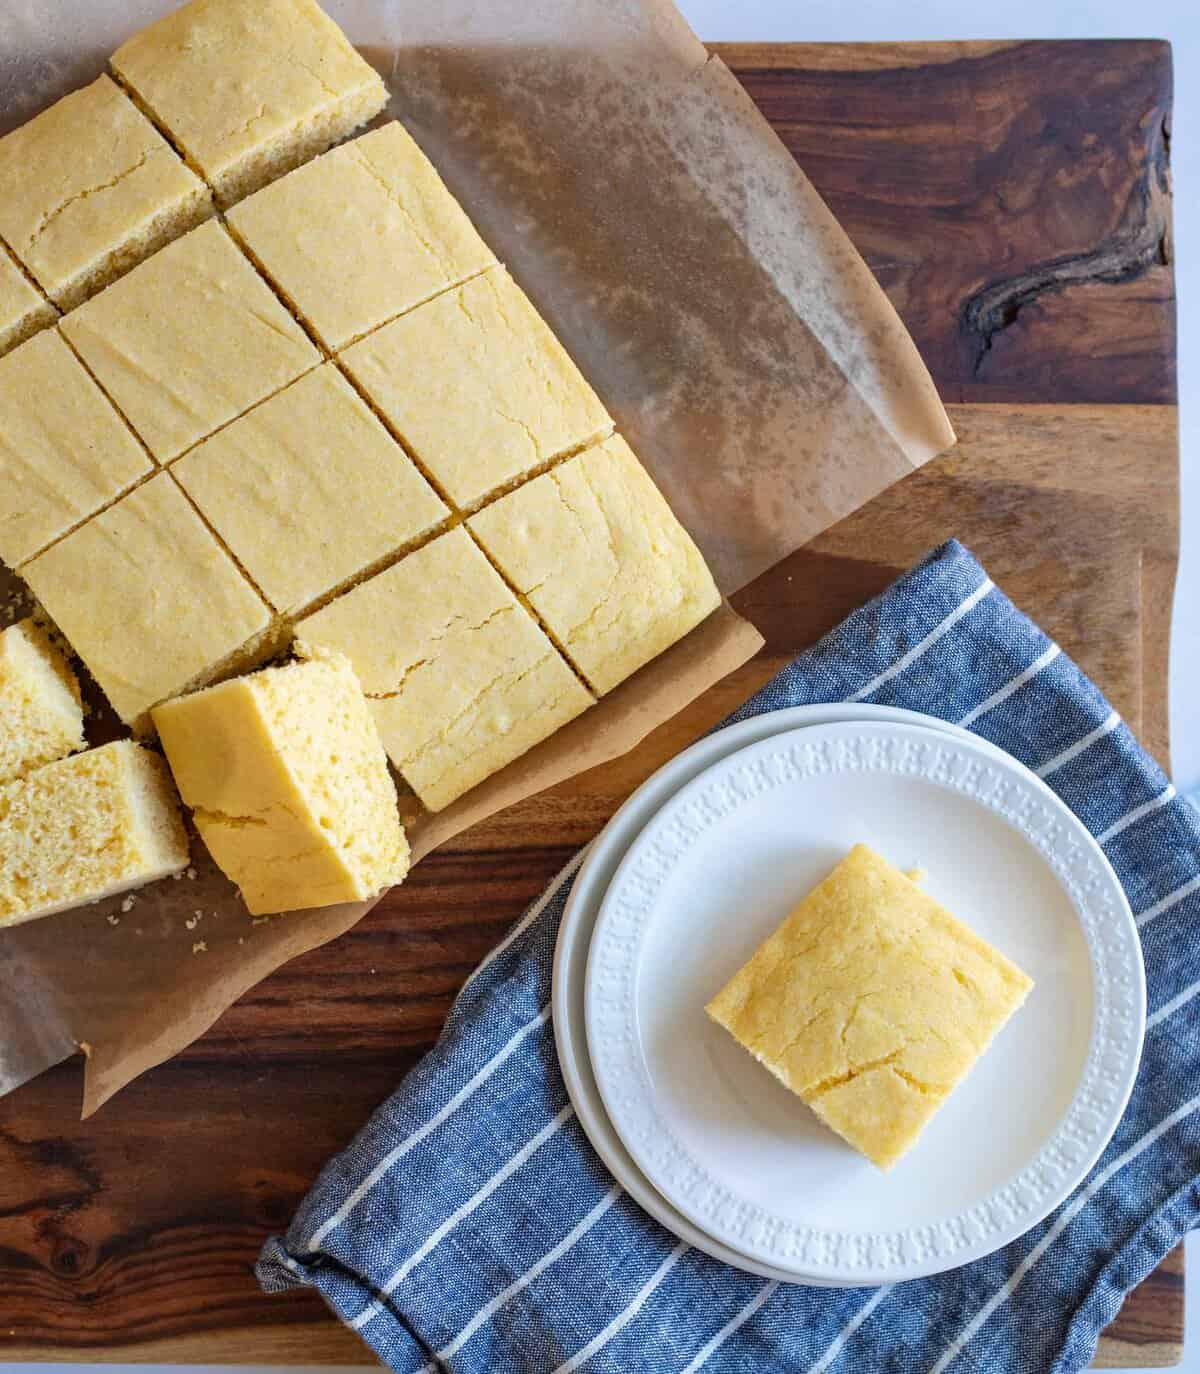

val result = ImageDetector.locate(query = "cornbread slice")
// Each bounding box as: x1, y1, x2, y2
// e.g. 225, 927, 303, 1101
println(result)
173, 364, 446, 614
0, 620, 84, 784
0, 740, 188, 928
153, 648, 407, 915
110, 0, 388, 207
0, 76, 212, 311
340, 269, 611, 510
299, 528, 593, 811
0, 329, 152, 567
706, 845, 1033, 1170
59, 220, 319, 463
227, 122, 496, 352
470, 435, 720, 694
0, 245, 55, 357
22, 473, 271, 728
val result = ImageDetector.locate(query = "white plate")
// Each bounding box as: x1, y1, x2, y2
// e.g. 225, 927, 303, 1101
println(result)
583, 719, 1145, 1285
554, 704, 1029, 1285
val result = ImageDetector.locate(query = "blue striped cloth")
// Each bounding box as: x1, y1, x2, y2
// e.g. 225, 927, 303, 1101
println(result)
259, 540, 1200, 1373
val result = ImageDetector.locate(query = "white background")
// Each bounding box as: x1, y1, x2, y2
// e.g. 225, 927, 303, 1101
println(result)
13, 3, 1198, 1373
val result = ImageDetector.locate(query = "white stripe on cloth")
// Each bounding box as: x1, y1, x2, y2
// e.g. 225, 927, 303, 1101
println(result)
307, 1004, 553, 1250
807, 1285, 893, 1374
929, 1089, 1200, 1374
550, 1240, 689, 1373
349, 1105, 576, 1331
1147, 976, 1200, 1029
678, 1280, 779, 1374
1035, 710, 1121, 778
847, 578, 994, 704
956, 644, 1061, 728
1097, 785, 1177, 846
1137, 874, 1200, 929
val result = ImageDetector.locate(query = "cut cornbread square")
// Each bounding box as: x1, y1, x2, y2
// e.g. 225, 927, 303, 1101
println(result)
0, 329, 152, 567
340, 268, 611, 510
153, 647, 408, 915
227, 122, 497, 352
22, 472, 272, 728
469, 435, 720, 694
0, 244, 55, 357
298, 527, 593, 811
0, 619, 84, 785
173, 364, 447, 615
59, 220, 319, 463
0, 75, 213, 311
705, 844, 1033, 1170
110, 0, 388, 208
0, 740, 188, 928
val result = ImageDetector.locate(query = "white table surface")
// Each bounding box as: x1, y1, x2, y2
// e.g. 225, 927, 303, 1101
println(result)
12, 4, 1197, 1372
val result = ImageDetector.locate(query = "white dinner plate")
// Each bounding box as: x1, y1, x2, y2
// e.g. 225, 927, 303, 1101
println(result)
583, 719, 1145, 1285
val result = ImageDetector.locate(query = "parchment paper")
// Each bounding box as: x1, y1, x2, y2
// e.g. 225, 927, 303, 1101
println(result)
0, 0, 954, 1115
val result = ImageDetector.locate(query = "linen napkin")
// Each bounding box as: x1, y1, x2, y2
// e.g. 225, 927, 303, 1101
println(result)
258, 540, 1200, 1374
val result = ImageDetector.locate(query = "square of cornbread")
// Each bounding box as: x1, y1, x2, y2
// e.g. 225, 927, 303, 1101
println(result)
59, 220, 319, 463
0, 329, 152, 567
340, 268, 611, 510
0, 740, 188, 928
299, 527, 593, 811
22, 473, 272, 728
706, 845, 1033, 1170
0, 620, 84, 785
0, 76, 212, 311
0, 245, 55, 357
227, 122, 496, 352
470, 435, 720, 694
153, 648, 408, 915
173, 364, 446, 615
111, 0, 388, 207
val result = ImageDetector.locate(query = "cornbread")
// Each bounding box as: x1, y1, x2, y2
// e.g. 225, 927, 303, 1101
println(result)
22, 472, 271, 728
470, 435, 720, 694
173, 364, 447, 614
153, 648, 408, 915
0, 329, 152, 567
0, 76, 212, 311
0, 245, 55, 357
341, 268, 612, 510
227, 122, 496, 351
299, 527, 593, 810
706, 845, 1033, 1170
110, 0, 388, 207
0, 740, 188, 927
59, 220, 319, 462
0, 620, 84, 784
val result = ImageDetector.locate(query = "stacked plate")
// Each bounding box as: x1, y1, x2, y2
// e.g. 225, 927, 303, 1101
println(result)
553, 705, 1146, 1286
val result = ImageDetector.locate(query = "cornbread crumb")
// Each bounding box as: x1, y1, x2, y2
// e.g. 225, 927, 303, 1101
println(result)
0, 619, 85, 784
120, 894, 136, 913
0, 244, 55, 357
192, 940, 207, 954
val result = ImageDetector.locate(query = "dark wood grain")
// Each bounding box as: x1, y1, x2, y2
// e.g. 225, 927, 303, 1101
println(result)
0, 41, 1180, 1368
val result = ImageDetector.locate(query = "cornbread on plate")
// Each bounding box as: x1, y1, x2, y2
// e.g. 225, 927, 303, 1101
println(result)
470, 435, 720, 694
0, 740, 188, 927
0, 245, 55, 358
153, 648, 407, 915
299, 527, 593, 811
228, 122, 496, 351
0, 620, 84, 785
706, 844, 1033, 1170
0, 76, 212, 311
110, 0, 387, 207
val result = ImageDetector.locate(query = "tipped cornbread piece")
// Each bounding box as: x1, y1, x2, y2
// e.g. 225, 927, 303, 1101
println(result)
299, 528, 593, 811
0, 740, 188, 927
0, 245, 55, 357
59, 220, 319, 462
706, 845, 1033, 1170
153, 648, 407, 915
0, 330, 152, 567
22, 473, 271, 728
0, 620, 84, 785
228, 122, 496, 351
470, 435, 720, 694
0, 76, 212, 311
341, 268, 612, 510
173, 364, 447, 614
111, 0, 388, 207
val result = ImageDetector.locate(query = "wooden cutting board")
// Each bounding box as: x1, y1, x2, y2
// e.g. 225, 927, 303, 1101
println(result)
0, 39, 1179, 1370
